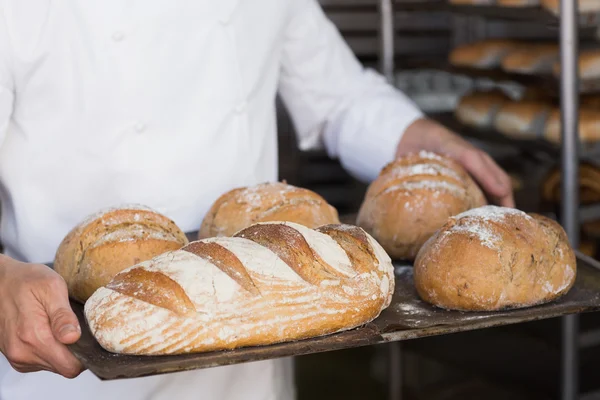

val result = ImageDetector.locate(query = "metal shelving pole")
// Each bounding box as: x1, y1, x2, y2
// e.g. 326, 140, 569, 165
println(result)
560, 0, 580, 399
379, 2, 402, 398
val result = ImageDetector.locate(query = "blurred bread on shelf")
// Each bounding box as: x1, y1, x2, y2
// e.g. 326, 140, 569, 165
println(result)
542, 0, 600, 15
501, 44, 559, 74
543, 109, 600, 144
542, 163, 600, 204
581, 95, 600, 110
455, 90, 511, 128
553, 49, 600, 80
449, 0, 495, 5
450, 40, 519, 69
493, 101, 552, 139
497, 0, 541, 6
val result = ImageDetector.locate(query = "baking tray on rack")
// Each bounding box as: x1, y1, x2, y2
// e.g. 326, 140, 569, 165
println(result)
65, 240, 600, 380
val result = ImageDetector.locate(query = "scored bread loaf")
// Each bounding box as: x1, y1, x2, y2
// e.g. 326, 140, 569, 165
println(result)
84, 221, 394, 355
356, 151, 486, 261
501, 44, 558, 74
414, 206, 576, 312
54, 205, 189, 303
455, 90, 510, 128
199, 182, 339, 239
553, 49, 600, 80
543, 109, 600, 144
493, 101, 552, 139
541, 163, 600, 204
449, 40, 518, 69
542, 0, 600, 14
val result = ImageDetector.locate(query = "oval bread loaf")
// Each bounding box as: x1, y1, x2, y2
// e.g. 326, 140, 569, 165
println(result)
449, 40, 518, 69
199, 182, 340, 239
414, 206, 576, 312
543, 109, 600, 144
85, 221, 394, 355
357, 151, 486, 261
54, 205, 189, 303
455, 91, 510, 128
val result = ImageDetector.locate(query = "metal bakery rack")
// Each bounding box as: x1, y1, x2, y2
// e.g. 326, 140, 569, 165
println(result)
377, 1, 597, 399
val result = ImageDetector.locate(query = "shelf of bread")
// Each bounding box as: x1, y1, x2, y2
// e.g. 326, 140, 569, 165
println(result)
447, 0, 600, 27
448, 40, 600, 95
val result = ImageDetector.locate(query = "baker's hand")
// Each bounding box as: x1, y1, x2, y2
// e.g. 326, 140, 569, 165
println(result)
0, 255, 83, 378
397, 118, 515, 208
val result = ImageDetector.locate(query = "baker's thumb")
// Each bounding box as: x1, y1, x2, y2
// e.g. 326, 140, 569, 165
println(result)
49, 306, 81, 344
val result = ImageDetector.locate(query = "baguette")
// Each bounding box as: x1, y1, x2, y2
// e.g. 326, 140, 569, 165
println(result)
414, 206, 576, 311
357, 151, 486, 261
199, 182, 340, 239
449, 40, 518, 69
543, 109, 600, 144
54, 205, 189, 303
455, 91, 510, 128
85, 221, 394, 355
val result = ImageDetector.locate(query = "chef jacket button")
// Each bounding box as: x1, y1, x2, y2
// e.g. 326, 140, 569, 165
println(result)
112, 31, 125, 42
134, 122, 147, 133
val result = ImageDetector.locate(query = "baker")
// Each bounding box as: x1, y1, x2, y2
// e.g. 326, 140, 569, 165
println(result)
0, 1, 514, 399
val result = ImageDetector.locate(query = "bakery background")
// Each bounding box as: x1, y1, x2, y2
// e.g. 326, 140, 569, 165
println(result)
278, 1, 600, 400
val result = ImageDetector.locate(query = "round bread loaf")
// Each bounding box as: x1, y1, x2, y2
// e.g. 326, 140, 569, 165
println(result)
414, 206, 576, 311
198, 182, 340, 239
449, 39, 518, 69
356, 151, 486, 261
493, 100, 552, 139
455, 90, 510, 129
54, 205, 189, 303
543, 109, 600, 144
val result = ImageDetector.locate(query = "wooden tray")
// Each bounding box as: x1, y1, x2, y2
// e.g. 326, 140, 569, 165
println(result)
68, 253, 600, 380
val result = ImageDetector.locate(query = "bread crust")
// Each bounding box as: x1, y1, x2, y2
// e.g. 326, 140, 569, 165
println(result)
449, 40, 518, 69
455, 91, 510, 128
357, 152, 486, 261
198, 182, 340, 239
84, 222, 394, 355
414, 206, 576, 311
54, 205, 188, 303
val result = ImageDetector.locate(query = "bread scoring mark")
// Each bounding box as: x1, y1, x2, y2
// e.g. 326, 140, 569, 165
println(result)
316, 224, 377, 274
107, 268, 196, 316
234, 223, 338, 285
183, 241, 260, 296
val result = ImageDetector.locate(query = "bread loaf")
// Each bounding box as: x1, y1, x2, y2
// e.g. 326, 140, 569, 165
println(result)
356, 151, 486, 261
493, 101, 552, 139
449, 0, 495, 4
414, 206, 576, 311
541, 163, 600, 204
199, 182, 340, 239
84, 221, 394, 355
553, 49, 600, 80
542, 0, 600, 14
54, 205, 189, 303
455, 91, 510, 128
449, 40, 518, 69
543, 109, 600, 144
501, 44, 558, 74
497, 0, 540, 6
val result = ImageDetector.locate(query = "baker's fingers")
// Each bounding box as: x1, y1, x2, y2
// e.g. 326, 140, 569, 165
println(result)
458, 149, 514, 207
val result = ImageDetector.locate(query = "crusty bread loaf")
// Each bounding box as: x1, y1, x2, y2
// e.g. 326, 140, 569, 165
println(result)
553, 49, 600, 80
455, 91, 510, 128
497, 0, 540, 6
541, 163, 600, 204
356, 151, 486, 261
84, 221, 394, 355
199, 182, 340, 239
493, 101, 552, 139
543, 109, 600, 144
54, 205, 189, 303
542, 0, 600, 14
414, 206, 576, 312
449, 40, 518, 69
501, 44, 558, 74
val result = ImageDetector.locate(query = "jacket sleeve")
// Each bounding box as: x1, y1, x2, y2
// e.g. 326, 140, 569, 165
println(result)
278, 0, 423, 182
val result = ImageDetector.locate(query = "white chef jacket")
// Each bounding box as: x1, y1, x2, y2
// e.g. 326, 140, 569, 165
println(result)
0, 0, 422, 399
